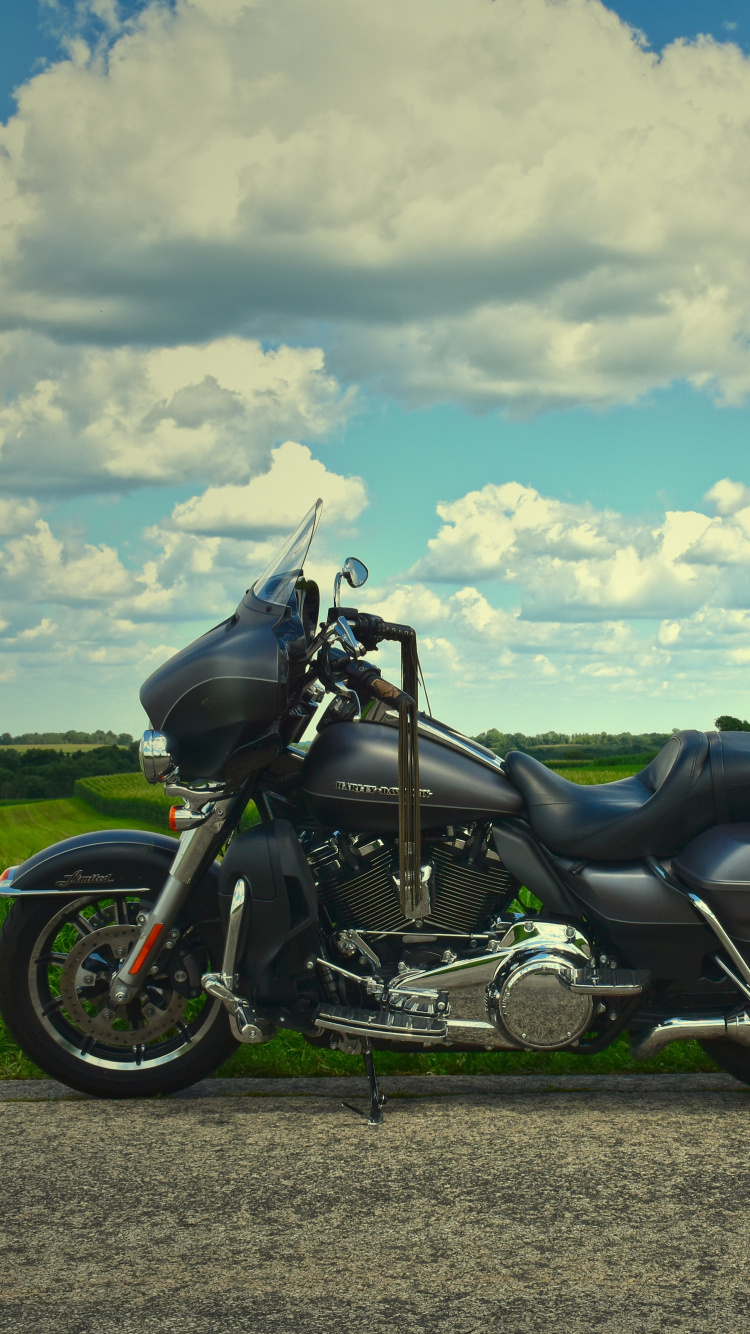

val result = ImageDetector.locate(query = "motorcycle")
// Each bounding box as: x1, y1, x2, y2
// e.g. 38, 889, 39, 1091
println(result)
4, 498, 750, 1123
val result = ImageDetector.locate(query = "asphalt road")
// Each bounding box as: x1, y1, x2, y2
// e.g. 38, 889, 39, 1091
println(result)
0, 1073, 748, 1333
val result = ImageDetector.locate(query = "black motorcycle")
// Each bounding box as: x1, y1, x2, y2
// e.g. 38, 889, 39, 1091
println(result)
3, 500, 750, 1121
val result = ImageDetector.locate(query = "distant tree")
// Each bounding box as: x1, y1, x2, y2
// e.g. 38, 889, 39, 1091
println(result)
715, 715, 750, 732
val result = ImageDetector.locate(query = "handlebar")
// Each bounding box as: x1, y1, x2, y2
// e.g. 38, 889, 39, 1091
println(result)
368, 674, 406, 704
325, 607, 414, 651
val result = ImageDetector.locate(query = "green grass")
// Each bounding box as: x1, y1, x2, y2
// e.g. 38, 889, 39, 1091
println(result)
546, 764, 643, 784
75, 772, 259, 830
0, 769, 724, 1081
75, 772, 173, 827
215, 1030, 719, 1079
0, 794, 168, 869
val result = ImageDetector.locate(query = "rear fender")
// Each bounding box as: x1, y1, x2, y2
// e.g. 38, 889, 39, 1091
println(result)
1, 828, 220, 899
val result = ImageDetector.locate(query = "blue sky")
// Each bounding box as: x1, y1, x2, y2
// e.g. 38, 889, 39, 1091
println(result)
2, 0, 750, 739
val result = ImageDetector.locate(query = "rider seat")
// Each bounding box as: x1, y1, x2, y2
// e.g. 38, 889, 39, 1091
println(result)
503, 730, 750, 860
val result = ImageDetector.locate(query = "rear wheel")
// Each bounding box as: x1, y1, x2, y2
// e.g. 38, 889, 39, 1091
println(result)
0, 892, 238, 1097
699, 1040, 750, 1085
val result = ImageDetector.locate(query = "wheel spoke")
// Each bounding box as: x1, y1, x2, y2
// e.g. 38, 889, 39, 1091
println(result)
73, 913, 95, 937
111, 898, 128, 926
42, 996, 64, 1017
34, 951, 68, 966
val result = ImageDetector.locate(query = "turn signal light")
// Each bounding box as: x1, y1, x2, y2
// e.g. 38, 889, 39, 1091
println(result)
169, 805, 210, 832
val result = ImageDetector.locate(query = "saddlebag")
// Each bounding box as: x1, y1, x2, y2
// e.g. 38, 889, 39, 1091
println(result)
674, 823, 750, 942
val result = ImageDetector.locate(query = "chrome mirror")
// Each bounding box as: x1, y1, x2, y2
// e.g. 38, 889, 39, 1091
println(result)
334, 556, 369, 608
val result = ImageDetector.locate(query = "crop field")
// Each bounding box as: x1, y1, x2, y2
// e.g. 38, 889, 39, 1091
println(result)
0, 764, 719, 1080
0, 795, 167, 869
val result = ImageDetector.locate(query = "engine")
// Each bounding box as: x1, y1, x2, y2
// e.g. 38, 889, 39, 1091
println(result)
304, 825, 624, 1053
304, 824, 517, 935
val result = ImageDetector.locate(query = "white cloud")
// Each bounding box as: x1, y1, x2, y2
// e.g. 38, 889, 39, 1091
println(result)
0, 333, 353, 496
411, 480, 721, 619
7, 471, 750, 734
1, 0, 750, 410
704, 478, 750, 516
0, 496, 39, 535
171, 441, 367, 536
0, 521, 133, 603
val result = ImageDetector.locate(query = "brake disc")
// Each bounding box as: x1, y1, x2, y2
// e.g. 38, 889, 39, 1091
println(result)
59, 923, 188, 1047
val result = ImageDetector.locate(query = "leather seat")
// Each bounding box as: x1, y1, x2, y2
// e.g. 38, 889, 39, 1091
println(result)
503, 729, 750, 860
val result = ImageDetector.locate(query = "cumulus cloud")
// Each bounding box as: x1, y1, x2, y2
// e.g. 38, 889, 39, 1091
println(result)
411, 480, 722, 619
7, 472, 750, 732
171, 440, 367, 536
0, 333, 353, 496
1, 0, 750, 410
342, 475, 750, 722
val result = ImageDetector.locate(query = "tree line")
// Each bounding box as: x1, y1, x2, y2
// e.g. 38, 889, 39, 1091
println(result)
0, 730, 134, 746
472, 717, 750, 761
0, 744, 140, 801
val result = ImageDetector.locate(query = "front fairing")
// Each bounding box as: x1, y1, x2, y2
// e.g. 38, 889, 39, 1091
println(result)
139, 501, 322, 782
140, 599, 285, 781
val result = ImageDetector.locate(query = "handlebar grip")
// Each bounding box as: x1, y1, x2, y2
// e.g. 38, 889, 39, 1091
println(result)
376, 621, 415, 644
369, 675, 405, 704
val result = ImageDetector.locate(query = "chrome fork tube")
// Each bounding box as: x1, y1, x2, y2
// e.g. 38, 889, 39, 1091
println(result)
108, 797, 235, 1005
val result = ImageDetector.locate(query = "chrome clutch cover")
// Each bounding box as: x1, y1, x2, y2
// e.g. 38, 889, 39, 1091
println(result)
487, 945, 593, 1050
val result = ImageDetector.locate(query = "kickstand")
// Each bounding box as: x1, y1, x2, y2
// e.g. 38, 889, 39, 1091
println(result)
341, 1042, 387, 1127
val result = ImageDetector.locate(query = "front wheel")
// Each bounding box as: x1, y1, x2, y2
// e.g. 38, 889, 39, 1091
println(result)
0, 892, 238, 1097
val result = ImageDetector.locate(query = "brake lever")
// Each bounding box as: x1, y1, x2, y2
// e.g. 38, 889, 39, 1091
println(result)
332, 615, 365, 656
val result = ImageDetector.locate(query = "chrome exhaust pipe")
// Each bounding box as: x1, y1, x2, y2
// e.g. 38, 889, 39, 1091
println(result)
631, 1009, 750, 1062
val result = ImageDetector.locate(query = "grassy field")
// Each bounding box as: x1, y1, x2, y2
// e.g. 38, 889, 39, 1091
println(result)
0, 766, 721, 1080
0, 794, 167, 868
546, 764, 643, 784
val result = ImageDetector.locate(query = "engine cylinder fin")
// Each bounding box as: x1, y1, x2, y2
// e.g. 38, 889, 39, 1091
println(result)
310, 833, 518, 935
316, 849, 404, 931
426, 844, 515, 934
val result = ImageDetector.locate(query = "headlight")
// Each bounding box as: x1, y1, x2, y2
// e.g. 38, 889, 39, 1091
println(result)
139, 730, 175, 784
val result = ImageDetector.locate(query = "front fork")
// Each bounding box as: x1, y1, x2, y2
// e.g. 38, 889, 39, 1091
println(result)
108, 797, 236, 1006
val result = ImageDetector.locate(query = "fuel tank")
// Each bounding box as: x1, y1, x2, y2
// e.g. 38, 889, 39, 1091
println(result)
299, 719, 525, 832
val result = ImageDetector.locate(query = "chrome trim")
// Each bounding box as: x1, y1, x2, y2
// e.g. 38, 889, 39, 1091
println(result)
631, 1009, 750, 1062
109, 795, 235, 1004
336, 929, 381, 968
1, 883, 150, 898
684, 890, 750, 992
415, 718, 507, 773
714, 955, 750, 1003
222, 877, 247, 988
443, 1018, 519, 1048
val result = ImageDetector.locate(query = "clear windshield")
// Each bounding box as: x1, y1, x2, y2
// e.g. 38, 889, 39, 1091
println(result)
251, 499, 322, 606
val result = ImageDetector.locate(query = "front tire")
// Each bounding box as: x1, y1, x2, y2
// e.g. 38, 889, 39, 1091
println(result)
0, 892, 238, 1097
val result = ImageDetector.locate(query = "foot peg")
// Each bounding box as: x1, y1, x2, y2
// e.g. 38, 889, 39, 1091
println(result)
202, 879, 275, 1044
316, 1002, 447, 1044
201, 973, 275, 1044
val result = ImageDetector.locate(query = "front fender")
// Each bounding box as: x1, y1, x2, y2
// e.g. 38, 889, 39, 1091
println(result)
1, 828, 219, 897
